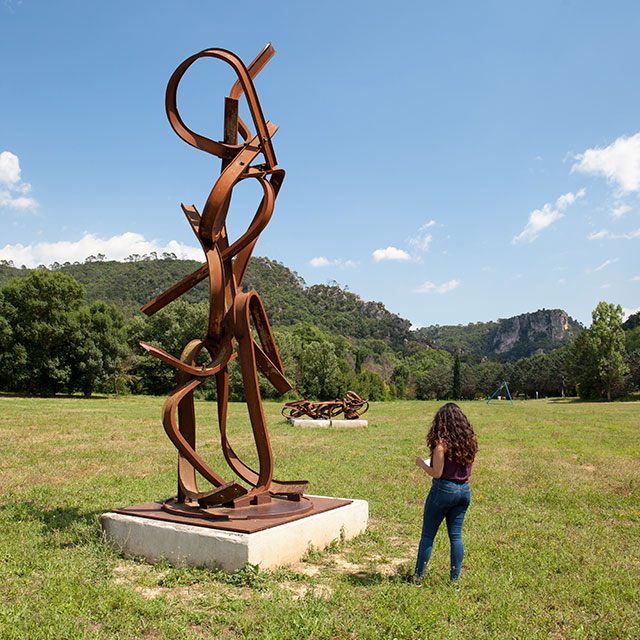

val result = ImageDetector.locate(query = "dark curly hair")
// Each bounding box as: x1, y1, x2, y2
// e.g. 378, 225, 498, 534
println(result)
427, 403, 477, 466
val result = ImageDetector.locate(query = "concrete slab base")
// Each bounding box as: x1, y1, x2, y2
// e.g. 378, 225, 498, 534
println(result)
101, 496, 368, 572
331, 419, 368, 428
288, 418, 368, 428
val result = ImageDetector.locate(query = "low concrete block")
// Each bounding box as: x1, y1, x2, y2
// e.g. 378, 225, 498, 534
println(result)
288, 418, 368, 428
329, 419, 368, 428
102, 496, 368, 572
288, 418, 331, 428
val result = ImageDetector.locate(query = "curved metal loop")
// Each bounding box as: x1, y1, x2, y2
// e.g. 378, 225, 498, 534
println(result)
141, 44, 307, 518
282, 392, 370, 420
165, 46, 276, 167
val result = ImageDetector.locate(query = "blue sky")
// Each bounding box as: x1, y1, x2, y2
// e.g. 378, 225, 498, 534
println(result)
1, 1, 639, 327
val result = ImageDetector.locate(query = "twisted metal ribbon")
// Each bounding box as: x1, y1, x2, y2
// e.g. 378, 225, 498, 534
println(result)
140, 44, 309, 520
282, 391, 370, 421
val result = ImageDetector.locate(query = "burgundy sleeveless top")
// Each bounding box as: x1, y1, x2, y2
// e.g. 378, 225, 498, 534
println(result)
440, 457, 472, 483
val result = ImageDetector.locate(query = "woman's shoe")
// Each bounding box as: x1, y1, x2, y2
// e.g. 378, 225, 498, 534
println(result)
403, 574, 422, 586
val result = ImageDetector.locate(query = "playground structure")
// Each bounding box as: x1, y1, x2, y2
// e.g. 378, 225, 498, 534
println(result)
486, 380, 514, 404
282, 391, 369, 420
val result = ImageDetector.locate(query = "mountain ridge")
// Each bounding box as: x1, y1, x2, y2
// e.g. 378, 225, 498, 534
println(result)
0, 257, 582, 361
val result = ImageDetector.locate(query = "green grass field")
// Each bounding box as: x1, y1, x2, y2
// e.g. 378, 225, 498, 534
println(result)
0, 396, 638, 639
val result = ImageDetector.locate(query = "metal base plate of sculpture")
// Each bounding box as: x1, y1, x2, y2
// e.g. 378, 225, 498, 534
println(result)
113, 44, 352, 532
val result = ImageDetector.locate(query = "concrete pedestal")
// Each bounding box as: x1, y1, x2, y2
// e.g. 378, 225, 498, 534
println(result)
288, 418, 368, 428
101, 496, 368, 572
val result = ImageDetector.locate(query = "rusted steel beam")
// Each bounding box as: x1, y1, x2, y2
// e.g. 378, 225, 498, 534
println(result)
282, 392, 370, 420
140, 44, 308, 520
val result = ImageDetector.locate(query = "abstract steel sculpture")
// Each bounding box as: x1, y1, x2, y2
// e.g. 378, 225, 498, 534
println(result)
282, 391, 369, 420
137, 44, 311, 521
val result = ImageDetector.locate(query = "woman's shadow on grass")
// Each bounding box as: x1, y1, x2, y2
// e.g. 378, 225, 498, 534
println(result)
342, 570, 410, 587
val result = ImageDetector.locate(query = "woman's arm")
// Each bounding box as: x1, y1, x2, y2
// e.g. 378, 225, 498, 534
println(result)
415, 442, 445, 478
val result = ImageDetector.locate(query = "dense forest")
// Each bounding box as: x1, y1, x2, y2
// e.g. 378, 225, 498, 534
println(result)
1, 256, 638, 401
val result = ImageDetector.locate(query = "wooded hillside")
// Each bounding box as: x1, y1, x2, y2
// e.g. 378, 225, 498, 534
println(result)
0, 257, 582, 361
3, 256, 636, 400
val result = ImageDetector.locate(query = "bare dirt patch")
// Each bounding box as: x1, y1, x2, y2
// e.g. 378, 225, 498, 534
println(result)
113, 562, 154, 585
289, 561, 322, 577
280, 581, 334, 600
332, 555, 367, 578
137, 586, 167, 600
374, 556, 408, 577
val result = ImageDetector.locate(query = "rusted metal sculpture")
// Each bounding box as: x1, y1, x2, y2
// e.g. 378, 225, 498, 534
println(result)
282, 391, 369, 420
135, 44, 312, 522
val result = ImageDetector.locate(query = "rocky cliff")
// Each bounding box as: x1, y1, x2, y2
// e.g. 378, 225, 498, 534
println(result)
491, 309, 580, 358
415, 309, 583, 362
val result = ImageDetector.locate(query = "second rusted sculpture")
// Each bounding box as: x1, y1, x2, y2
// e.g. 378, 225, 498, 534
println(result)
282, 391, 369, 420
139, 44, 309, 521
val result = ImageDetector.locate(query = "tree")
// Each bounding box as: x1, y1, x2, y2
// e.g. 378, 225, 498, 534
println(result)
391, 363, 410, 397
625, 349, 640, 391
471, 360, 506, 397
0, 271, 88, 394
591, 302, 628, 400
571, 302, 628, 401
354, 349, 362, 375
625, 326, 640, 354
271, 328, 303, 395
300, 341, 339, 399
452, 352, 461, 400
622, 310, 640, 331
68, 301, 129, 397
415, 363, 452, 400
128, 301, 210, 395
353, 369, 388, 401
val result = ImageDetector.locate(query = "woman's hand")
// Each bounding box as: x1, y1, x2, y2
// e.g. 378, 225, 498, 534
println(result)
416, 444, 445, 479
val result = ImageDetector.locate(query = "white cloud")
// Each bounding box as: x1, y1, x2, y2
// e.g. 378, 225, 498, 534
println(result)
594, 258, 619, 271
0, 191, 38, 210
309, 256, 358, 268
513, 206, 563, 244
438, 279, 460, 293
558, 278, 566, 285
310, 256, 333, 267
415, 281, 435, 293
556, 189, 585, 210
0, 151, 38, 211
623, 306, 640, 320
588, 228, 640, 240
0, 232, 202, 268
372, 246, 410, 262
408, 220, 436, 253
572, 133, 640, 193
611, 203, 631, 219
0, 151, 21, 185
415, 279, 460, 294
631, 276, 640, 282
409, 234, 432, 251
512, 189, 585, 243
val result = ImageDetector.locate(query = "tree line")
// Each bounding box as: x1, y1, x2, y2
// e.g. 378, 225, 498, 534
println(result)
1, 270, 638, 401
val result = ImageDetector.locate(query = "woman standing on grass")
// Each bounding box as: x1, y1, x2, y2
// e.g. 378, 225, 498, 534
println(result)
410, 403, 478, 585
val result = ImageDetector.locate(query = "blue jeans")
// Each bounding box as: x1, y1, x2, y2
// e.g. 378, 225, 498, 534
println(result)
414, 478, 471, 581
